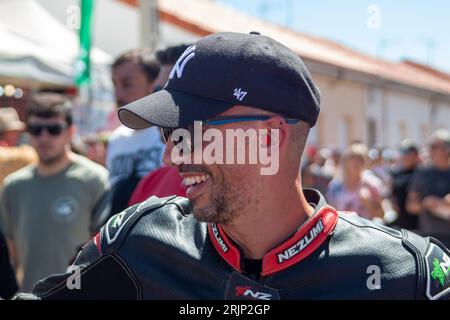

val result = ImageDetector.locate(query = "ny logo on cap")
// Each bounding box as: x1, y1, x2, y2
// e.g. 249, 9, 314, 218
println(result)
169, 45, 196, 80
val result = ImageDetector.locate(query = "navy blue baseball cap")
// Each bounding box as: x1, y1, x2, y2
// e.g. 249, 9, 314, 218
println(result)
118, 31, 321, 129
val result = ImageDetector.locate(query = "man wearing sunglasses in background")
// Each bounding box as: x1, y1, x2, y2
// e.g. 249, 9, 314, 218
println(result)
24, 32, 450, 300
0, 93, 109, 292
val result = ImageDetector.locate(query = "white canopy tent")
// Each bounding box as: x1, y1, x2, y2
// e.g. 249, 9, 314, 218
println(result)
0, 0, 111, 88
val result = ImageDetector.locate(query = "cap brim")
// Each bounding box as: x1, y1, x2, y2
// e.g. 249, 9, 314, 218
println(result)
118, 89, 234, 129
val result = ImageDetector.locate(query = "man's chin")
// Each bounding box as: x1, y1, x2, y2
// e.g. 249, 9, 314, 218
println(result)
190, 198, 207, 217
39, 153, 63, 165
191, 203, 232, 225
191, 199, 215, 223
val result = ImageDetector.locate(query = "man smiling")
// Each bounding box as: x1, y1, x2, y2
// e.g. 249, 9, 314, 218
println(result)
167, 115, 281, 175
24, 32, 450, 300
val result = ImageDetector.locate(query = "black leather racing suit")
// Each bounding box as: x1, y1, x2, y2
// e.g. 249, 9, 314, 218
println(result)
26, 189, 450, 300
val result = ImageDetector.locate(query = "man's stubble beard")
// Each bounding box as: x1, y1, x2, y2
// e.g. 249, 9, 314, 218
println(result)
192, 173, 235, 224
39, 148, 66, 166
192, 169, 261, 226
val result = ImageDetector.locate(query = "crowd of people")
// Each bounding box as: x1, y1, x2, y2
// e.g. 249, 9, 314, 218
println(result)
0, 41, 449, 299
302, 133, 450, 244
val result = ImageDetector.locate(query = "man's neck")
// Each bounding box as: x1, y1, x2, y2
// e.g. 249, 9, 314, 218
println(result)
37, 151, 74, 177
434, 161, 449, 171
221, 178, 314, 260
344, 175, 361, 190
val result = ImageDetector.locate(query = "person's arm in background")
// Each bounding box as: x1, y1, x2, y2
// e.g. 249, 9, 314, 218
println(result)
67, 165, 111, 266
406, 169, 425, 216
421, 194, 450, 220
406, 191, 423, 215
390, 172, 400, 214
5, 238, 17, 269
406, 167, 450, 219
324, 180, 338, 208
89, 166, 110, 234
0, 186, 21, 291
359, 184, 384, 219
0, 229, 18, 299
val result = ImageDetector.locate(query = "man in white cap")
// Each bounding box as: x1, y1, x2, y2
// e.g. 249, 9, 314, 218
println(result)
0, 107, 37, 184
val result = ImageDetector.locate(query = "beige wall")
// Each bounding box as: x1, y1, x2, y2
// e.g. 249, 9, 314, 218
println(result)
310, 73, 450, 150
434, 101, 450, 133
370, 89, 450, 148
312, 74, 366, 149
382, 90, 432, 147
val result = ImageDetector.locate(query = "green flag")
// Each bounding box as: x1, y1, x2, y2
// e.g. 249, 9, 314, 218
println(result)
74, 0, 94, 87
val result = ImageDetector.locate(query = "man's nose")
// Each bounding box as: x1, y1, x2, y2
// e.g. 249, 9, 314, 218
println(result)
38, 129, 53, 140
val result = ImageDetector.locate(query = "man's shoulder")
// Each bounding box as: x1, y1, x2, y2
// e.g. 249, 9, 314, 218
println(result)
334, 213, 412, 259
108, 125, 158, 141
107, 126, 162, 152
334, 212, 450, 299
123, 126, 163, 145
109, 125, 134, 139
336, 212, 420, 253
391, 167, 414, 181
413, 164, 442, 175
69, 155, 108, 180
97, 195, 197, 251
3, 163, 36, 188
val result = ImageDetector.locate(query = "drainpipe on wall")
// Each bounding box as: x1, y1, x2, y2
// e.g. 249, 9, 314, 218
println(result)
380, 86, 388, 147
429, 98, 438, 134
139, 0, 159, 50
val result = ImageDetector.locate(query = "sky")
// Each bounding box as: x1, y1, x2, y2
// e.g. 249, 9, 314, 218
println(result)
217, 0, 450, 73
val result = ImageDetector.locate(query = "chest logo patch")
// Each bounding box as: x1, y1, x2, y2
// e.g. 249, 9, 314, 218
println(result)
226, 272, 280, 300
51, 196, 79, 222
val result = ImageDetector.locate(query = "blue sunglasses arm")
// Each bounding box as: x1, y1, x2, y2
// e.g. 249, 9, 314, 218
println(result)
204, 117, 269, 125
205, 117, 300, 126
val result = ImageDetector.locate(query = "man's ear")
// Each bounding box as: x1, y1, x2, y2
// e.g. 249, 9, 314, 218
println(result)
262, 116, 287, 149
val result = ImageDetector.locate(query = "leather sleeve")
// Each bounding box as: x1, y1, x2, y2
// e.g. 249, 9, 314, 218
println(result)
31, 235, 140, 300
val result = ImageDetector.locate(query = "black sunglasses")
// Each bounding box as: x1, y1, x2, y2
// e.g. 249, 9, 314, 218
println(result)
161, 115, 300, 147
27, 123, 68, 136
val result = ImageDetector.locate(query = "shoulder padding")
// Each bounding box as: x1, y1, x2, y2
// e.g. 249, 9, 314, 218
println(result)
165, 196, 192, 216
402, 229, 450, 300
401, 229, 428, 299
338, 212, 403, 238
423, 238, 450, 300
100, 195, 182, 252
402, 229, 429, 255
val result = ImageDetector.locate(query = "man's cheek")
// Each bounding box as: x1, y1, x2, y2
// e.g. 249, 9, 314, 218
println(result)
221, 165, 245, 185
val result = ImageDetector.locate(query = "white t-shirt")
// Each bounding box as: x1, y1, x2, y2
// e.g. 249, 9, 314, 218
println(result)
106, 125, 165, 185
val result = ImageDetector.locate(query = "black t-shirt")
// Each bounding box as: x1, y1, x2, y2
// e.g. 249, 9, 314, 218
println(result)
409, 165, 450, 239
391, 166, 418, 230
0, 229, 18, 299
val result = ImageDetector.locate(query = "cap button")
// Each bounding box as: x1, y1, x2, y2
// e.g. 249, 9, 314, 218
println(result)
249, 31, 261, 35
